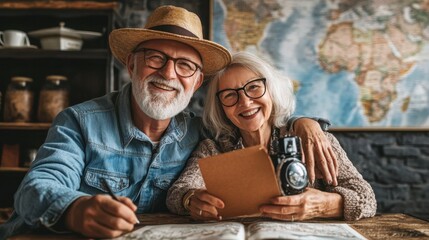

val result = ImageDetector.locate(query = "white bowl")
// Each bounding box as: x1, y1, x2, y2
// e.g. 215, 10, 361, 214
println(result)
28, 22, 101, 51
40, 36, 82, 50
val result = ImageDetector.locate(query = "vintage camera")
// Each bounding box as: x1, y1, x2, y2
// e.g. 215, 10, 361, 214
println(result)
272, 136, 308, 195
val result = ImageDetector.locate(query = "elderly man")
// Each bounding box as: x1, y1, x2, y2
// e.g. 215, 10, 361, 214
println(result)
0, 5, 337, 239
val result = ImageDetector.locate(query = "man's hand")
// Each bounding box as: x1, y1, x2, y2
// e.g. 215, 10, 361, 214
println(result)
65, 195, 138, 238
293, 118, 338, 185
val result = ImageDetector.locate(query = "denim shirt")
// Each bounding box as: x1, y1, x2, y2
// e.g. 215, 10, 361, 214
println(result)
0, 83, 203, 238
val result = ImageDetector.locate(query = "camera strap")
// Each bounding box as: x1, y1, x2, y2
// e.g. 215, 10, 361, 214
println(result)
271, 127, 292, 155
279, 126, 289, 138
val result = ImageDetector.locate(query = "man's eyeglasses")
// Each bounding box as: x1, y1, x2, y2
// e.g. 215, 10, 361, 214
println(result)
132, 48, 202, 78
216, 78, 267, 107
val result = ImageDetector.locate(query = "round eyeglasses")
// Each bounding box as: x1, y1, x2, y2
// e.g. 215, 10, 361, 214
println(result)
132, 48, 202, 78
216, 78, 267, 107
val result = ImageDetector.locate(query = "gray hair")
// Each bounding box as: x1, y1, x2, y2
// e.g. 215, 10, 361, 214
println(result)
203, 51, 295, 142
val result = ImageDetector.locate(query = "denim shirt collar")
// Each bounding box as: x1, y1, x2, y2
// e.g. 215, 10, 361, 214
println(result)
117, 83, 187, 147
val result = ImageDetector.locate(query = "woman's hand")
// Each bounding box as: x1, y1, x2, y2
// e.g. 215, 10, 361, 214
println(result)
259, 188, 343, 221
293, 118, 338, 185
187, 189, 224, 221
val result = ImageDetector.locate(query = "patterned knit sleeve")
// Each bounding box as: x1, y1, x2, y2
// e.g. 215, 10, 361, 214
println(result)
324, 133, 377, 220
166, 139, 221, 215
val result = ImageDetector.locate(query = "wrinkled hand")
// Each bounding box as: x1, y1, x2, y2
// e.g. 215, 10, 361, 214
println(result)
187, 189, 224, 221
293, 118, 338, 185
259, 188, 343, 221
65, 195, 138, 238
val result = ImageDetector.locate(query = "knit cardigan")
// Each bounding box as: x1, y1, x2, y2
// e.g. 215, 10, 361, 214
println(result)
166, 132, 377, 221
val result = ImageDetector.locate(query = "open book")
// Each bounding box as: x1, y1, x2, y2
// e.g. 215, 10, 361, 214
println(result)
116, 221, 367, 240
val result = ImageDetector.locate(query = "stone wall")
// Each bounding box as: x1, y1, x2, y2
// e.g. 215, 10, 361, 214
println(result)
332, 131, 429, 220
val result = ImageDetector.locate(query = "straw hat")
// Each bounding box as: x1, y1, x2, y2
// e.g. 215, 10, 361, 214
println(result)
109, 5, 231, 74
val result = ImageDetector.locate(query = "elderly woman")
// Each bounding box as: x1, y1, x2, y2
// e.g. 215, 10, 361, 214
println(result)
166, 52, 376, 221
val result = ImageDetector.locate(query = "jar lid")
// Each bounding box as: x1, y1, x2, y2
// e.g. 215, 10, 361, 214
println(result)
11, 76, 33, 82
46, 75, 68, 81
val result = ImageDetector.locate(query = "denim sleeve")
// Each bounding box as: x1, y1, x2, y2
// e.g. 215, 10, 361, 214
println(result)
286, 115, 331, 132
13, 107, 90, 229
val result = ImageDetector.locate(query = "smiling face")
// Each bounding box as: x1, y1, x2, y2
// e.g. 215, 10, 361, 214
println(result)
218, 65, 273, 133
127, 39, 203, 120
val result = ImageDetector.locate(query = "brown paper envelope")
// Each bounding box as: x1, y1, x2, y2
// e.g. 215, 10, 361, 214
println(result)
198, 145, 281, 218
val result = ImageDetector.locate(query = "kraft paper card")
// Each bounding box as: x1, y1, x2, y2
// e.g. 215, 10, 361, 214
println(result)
198, 145, 281, 218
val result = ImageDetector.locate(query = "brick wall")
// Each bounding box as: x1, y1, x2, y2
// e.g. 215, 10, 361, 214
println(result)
332, 131, 429, 220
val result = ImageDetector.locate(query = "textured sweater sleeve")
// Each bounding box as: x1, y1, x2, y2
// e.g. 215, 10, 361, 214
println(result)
166, 139, 220, 215
324, 133, 377, 220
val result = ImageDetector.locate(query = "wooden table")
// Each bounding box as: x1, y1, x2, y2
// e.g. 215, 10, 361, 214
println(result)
8, 213, 429, 239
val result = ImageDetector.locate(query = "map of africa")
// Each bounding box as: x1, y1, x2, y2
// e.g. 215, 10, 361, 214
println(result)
213, 0, 429, 127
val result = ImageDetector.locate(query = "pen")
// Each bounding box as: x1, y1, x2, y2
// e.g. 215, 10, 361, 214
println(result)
101, 178, 140, 224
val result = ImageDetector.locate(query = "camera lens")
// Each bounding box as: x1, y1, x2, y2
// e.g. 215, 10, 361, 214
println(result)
278, 158, 308, 195
285, 161, 308, 189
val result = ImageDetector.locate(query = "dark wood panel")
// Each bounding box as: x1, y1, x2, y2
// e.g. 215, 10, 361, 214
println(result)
0, 170, 26, 208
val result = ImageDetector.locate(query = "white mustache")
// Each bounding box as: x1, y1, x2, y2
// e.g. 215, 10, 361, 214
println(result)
145, 75, 184, 93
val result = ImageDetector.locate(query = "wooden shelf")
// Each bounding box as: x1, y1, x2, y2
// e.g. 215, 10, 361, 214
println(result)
0, 167, 29, 172
0, 4, 121, 209
0, 1, 119, 10
0, 49, 109, 59
0, 207, 13, 224
0, 122, 51, 130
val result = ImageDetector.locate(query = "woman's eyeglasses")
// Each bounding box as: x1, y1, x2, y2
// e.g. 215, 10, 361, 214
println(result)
216, 78, 267, 107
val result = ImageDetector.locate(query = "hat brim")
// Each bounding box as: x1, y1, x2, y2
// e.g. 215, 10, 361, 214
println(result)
109, 28, 231, 75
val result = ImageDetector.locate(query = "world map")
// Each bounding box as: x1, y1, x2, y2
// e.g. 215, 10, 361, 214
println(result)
213, 0, 429, 128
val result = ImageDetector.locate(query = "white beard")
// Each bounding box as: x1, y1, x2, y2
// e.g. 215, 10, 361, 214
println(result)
132, 75, 195, 120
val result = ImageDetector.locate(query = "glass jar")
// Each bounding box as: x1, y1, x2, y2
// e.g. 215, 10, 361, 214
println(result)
37, 75, 69, 122
3, 76, 34, 122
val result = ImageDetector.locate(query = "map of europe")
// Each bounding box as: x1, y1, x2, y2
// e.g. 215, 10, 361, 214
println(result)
213, 0, 429, 127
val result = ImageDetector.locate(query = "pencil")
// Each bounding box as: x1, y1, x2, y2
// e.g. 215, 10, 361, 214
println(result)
101, 178, 140, 224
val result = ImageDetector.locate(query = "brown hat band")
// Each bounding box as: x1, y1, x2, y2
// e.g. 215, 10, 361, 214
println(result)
149, 25, 198, 38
